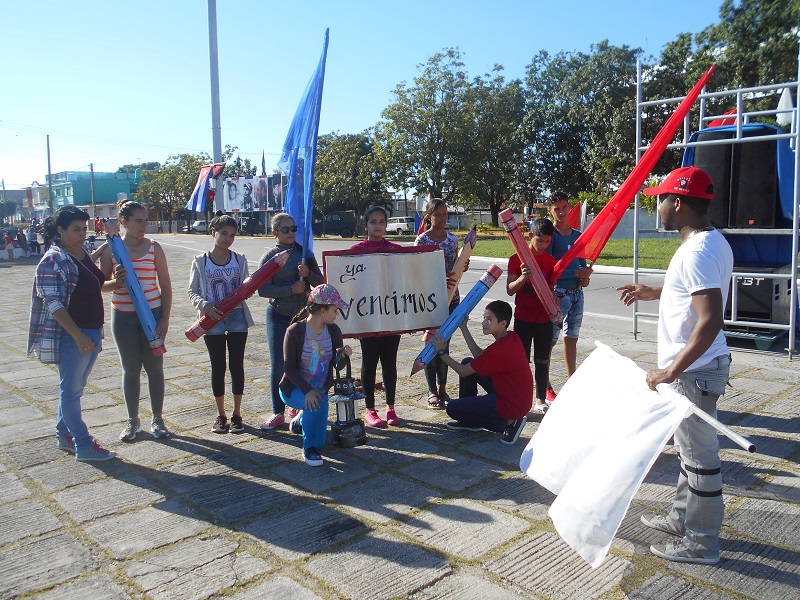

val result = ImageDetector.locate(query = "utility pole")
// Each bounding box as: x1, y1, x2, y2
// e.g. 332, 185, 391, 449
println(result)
46, 135, 54, 214
207, 0, 222, 164
206, 0, 223, 222
90, 163, 96, 218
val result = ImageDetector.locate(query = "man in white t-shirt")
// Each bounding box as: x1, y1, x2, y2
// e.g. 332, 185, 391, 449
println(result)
617, 166, 733, 565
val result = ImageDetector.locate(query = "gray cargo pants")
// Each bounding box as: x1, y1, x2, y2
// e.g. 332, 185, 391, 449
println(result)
667, 354, 731, 556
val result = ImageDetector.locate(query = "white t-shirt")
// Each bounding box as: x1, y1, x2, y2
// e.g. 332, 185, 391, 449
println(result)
658, 229, 733, 371
204, 252, 242, 305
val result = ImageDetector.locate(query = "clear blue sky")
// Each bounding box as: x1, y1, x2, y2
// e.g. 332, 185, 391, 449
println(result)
1, 0, 724, 189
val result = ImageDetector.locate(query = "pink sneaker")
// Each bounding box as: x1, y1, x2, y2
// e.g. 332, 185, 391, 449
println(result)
364, 409, 387, 428
286, 407, 300, 419
260, 413, 285, 430
385, 406, 400, 426
545, 388, 557, 406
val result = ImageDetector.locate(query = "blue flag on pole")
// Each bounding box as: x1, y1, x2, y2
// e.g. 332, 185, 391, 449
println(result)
185, 163, 225, 213
277, 28, 329, 260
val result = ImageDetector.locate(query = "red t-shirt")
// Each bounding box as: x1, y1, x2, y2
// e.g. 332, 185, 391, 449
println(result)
349, 238, 402, 251
508, 252, 557, 323
470, 331, 533, 419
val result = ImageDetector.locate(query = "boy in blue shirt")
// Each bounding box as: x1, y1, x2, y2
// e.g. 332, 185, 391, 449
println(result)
545, 191, 592, 402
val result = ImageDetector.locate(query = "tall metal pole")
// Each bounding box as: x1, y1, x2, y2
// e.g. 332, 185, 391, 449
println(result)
90, 163, 96, 218
208, 0, 222, 164
46, 135, 54, 214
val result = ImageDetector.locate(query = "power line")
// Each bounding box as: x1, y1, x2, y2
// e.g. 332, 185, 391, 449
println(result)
0, 120, 209, 154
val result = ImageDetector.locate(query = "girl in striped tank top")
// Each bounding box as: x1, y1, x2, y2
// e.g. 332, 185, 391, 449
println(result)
98, 200, 173, 442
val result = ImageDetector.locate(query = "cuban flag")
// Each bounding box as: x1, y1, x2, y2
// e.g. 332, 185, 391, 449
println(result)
185, 163, 226, 213
277, 28, 329, 260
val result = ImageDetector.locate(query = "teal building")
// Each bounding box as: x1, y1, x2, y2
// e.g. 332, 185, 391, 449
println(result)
47, 169, 142, 210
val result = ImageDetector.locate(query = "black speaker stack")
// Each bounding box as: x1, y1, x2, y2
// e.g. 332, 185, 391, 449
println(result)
691, 128, 791, 335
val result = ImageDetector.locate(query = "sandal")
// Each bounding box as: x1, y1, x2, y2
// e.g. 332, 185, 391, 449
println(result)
439, 391, 451, 407
427, 393, 443, 409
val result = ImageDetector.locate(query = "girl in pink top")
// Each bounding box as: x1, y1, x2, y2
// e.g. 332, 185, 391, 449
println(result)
350, 206, 403, 428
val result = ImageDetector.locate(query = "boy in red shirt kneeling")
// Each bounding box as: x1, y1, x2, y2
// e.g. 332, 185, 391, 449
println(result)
432, 300, 533, 444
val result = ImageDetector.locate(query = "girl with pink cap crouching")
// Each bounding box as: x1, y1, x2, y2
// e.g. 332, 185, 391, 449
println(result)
279, 284, 352, 466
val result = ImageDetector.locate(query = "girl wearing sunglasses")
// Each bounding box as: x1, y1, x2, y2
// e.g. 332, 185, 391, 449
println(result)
258, 212, 323, 431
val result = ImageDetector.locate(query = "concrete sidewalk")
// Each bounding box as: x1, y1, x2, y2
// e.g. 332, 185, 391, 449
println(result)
0, 252, 798, 599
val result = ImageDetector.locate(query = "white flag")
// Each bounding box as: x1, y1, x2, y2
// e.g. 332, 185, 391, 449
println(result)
520, 342, 692, 568
777, 87, 794, 127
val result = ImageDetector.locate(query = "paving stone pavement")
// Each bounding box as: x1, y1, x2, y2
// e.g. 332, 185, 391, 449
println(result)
1, 249, 798, 599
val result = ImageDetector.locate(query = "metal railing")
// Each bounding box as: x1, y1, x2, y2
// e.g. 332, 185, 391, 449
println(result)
632, 50, 800, 359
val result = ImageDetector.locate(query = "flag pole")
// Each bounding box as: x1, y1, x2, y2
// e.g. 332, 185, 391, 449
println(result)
686, 404, 756, 452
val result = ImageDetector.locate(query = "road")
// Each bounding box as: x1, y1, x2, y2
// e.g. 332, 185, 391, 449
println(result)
155, 232, 666, 341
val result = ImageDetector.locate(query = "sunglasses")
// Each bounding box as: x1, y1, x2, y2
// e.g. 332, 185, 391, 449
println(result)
277, 225, 298, 234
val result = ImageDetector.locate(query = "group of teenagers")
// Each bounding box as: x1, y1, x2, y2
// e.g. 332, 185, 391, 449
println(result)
25, 165, 737, 566
26, 193, 590, 467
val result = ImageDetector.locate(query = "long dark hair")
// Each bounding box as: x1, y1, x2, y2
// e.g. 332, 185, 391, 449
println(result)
422, 198, 447, 230
43, 206, 90, 247
290, 301, 331, 325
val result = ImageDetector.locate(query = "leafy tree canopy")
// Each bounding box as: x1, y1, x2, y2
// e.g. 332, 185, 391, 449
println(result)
314, 130, 392, 216
117, 162, 161, 173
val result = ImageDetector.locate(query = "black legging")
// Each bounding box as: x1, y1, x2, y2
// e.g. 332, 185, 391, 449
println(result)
514, 319, 553, 401
204, 332, 248, 397
359, 334, 401, 409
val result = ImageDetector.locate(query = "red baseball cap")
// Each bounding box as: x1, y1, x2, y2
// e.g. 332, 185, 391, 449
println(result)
643, 166, 715, 200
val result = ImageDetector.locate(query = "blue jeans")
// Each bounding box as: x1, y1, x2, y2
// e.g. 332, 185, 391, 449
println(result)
57, 328, 102, 451
552, 287, 584, 340
445, 358, 507, 433
280, 387, 329, 451
266, 306, 292, 414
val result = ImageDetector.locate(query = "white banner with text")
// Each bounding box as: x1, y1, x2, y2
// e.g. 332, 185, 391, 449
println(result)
323, 247, 448, 337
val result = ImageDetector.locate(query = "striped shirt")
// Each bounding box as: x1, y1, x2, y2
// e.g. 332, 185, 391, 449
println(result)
111, 240, 162, 311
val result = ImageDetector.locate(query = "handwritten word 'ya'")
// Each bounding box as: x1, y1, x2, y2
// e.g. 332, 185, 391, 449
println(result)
340, 263, 366, 283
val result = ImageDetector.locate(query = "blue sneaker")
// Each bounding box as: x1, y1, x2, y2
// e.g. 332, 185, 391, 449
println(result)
56, 435, 76, 454
303, 446, 323, 467
76, 440, 117, 462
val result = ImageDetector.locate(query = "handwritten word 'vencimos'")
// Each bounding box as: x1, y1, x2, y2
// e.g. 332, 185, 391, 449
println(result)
340, 291, 438, 320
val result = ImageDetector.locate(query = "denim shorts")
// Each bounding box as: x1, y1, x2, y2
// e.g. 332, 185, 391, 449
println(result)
205, 307, 249, 336
552, 287, 584, 340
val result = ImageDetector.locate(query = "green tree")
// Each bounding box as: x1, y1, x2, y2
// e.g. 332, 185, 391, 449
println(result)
313, 131, 391, 216
221, 145, 256, 178
376, 48, 474, 202
568, 41, 642, 192
520, 50, 594, 200
136, 153, 210, 233
116, 162, 161, 173
1, 199, 17, 225
462, 68, 526, 225
696, 0, 800, 89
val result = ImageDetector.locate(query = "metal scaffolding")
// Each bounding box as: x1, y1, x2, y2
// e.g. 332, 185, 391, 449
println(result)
631, 52, 800, 359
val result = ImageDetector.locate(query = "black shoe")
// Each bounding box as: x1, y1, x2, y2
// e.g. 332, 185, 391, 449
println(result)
446, 421, 482, 431
289, 411, 303, 435
303, 446, 323, 466
501, 416, 527, 445
212, 415, 229, 434
229, 415, 244, 434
